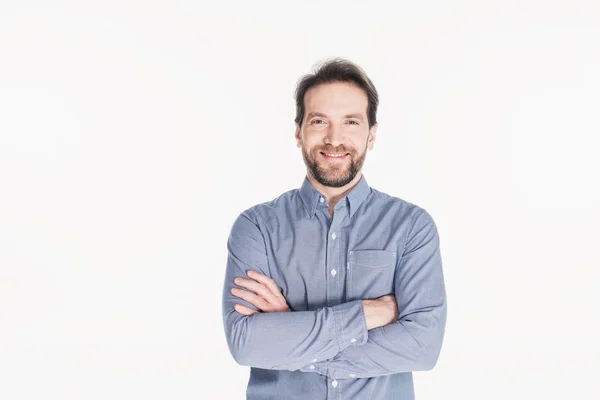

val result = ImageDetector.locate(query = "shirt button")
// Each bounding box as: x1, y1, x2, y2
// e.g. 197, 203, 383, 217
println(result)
330, 269, 337, 277
312, 358, 318, 362
350, 338, 357, 343
331, 232, 337, 240
309, 364, 315, 369
349, 373, 356, 378
332, 380, 338, 388
320, 197, 325, 203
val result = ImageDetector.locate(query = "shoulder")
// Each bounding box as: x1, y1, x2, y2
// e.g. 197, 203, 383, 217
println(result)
369, 188, 440, 257
233, 187, 298, 228
369, 187, 433, 223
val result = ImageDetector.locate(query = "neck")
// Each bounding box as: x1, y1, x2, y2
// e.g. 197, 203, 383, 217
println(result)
307, 171, 363, 209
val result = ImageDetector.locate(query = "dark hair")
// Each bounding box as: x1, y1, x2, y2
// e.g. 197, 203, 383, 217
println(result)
294, 57, 379, 129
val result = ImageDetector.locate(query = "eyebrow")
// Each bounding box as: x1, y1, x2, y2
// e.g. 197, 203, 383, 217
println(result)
306, 112, 365, 121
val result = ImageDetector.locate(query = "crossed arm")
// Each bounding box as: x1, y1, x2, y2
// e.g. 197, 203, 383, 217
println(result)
222, 208, 447, 378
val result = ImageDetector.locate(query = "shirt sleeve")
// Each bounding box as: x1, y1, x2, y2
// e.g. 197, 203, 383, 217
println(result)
298, 208, 447, 379
222, 209, 369, 371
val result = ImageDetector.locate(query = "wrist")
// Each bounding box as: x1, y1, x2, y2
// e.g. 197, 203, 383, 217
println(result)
361, 299, 376, 330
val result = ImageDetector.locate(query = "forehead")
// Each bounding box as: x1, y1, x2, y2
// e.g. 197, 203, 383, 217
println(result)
304, 81, 368, 116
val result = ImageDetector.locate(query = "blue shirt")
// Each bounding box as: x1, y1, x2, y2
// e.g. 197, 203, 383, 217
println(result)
222, 174, 447, 400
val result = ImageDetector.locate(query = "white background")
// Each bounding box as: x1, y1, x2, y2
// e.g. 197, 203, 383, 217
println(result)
1, 1, 599, 399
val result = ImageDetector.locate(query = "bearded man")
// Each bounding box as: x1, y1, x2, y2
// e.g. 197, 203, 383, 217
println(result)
222, 58, 447, 400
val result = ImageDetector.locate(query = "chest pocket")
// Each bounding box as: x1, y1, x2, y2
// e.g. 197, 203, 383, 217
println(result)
347, 249, 397, 301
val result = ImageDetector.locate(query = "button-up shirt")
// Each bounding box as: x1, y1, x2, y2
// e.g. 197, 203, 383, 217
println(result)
222, 174, 447, 400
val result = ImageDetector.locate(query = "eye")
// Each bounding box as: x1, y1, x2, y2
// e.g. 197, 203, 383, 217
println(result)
347, 120, 359, 125
311, 119, 325, 124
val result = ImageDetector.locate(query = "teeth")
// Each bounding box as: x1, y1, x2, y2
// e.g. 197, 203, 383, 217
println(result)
324, 153, 346, 157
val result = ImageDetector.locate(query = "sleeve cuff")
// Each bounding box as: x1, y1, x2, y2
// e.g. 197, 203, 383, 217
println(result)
331, 299, 368, 352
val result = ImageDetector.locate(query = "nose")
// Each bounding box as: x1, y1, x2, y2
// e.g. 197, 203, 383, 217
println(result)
324, 122, 344, 147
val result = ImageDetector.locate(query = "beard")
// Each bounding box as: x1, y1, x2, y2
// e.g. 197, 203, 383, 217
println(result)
301, 143, 367, 188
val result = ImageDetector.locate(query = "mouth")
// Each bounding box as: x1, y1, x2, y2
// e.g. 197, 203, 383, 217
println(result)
320, 151, 350, 160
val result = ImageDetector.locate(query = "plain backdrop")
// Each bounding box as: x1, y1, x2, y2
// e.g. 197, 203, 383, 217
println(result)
1, 1, 599, 399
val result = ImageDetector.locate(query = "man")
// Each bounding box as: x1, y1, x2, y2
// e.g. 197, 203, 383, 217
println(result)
221, 58, 447, 400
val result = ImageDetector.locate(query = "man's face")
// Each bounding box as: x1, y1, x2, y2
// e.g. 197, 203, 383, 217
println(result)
295, 81, 377, 188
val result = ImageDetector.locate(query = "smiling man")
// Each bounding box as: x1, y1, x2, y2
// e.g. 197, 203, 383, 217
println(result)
222, 58, 447, 400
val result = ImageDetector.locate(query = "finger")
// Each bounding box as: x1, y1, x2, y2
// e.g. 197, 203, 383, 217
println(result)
234, 304, 258, 316
246, 271, 286, 302
234, 277, 276, 303
231, 287, 269, 310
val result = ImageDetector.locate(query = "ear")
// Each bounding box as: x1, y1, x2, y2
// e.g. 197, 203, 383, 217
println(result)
367, 123, 377, 150
295, 125, 302, 148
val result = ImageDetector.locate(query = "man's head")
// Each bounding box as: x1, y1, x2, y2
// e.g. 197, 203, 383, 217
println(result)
294, 58, 379, 188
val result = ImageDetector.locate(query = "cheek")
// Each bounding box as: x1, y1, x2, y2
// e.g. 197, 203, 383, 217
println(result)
348, 140, 363, 153
302, 138, 322, 152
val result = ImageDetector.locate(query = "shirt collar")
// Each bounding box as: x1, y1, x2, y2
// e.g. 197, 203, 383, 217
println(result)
298, 174, 371, 219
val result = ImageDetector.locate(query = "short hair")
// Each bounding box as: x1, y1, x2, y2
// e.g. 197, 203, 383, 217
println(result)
294, 57, 379, 129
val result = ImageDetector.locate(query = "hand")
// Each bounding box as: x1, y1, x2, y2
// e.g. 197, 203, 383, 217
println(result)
362, 294, 399, 330
231, 270, 290, 316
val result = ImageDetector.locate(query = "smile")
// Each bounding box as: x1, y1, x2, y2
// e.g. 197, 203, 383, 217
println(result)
321, 152, 349, 159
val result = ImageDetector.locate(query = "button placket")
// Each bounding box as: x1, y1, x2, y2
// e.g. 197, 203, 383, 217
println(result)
325, 215, 339, 309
